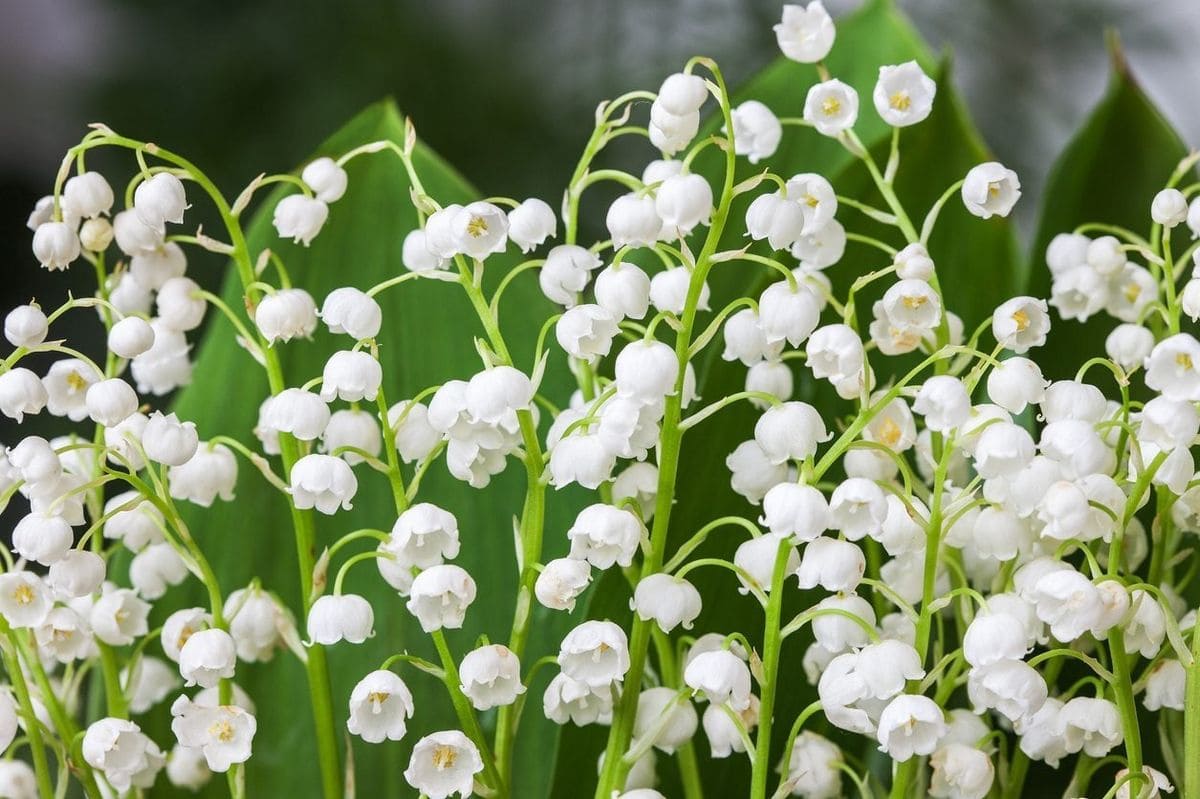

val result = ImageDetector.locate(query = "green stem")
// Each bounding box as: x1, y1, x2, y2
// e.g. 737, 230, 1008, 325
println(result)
750, 538, 790, 799
595, 58, 738, 798
0, 636, 54, 798
1108, 630, 1144, 795
431, 631, 505, 794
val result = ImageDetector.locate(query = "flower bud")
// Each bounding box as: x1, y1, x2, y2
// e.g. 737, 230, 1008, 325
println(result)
656, 72, 707, 116
402, 229, 444, 272
79, 217, 114, 252
648, 101, 699, 156
301, 157, 348, 203
86, 378, 139, 427
0, 368, 47, 422
107, 316, 156, 359
1151, 188, 1187, 227
4, 304, 48, 348
745, 360, 793, 406
606, 193, 661, 248
894, 242, 935, 280
156, 276, 206, 331
595, 263, 651, 320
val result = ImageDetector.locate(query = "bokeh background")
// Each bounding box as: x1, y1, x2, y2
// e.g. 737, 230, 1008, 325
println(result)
3, 0, 1200, 268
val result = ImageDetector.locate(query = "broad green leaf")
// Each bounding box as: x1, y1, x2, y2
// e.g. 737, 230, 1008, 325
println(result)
554, 1, 1021, 795
149, 100, 584, 798
1028, 40, 1191, 380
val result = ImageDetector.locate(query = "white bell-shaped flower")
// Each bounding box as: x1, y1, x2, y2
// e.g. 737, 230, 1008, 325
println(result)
631, 574, 701, 632
169, 442, 237, 506
301, 157, 348, 203
178, 628, 238, 688
774, 2, 835, 62
90, 587, 150, 645
12, 513, 73, 566
306, 593, 374, 645
289, 454, 358, 514
754, 401, 830, 464
451, 201, 509, 259
568, 504, 643, 569
684, 649, 752, 711
876, 694, 946, 760
63, 171, 114, 219
319, 287, 382, 341
46, 550, 105, 599
143, 411, 199, 466
406, 565, 476, 632
107, 316, 156, 359
459, 644, 525, 710
4, 304, 47, 348
0, 572, 52, 628
403, 730, 483, 799
170, 696, 256, 772
273, 194, 328, 246
730, 100, 781, 163
558, 620, 630, 687
1057, 696, 1123, 757
962, 162, 1021, 219
255, 288, 318, 344
758, 281, 820, 347
534, 558, 592, 612
129, 542, 189, 599
82, 717, 164, 793
320, 350, 382, 402
760, 483, 829, 541
930, 743, 994, 799
702, 695, 759, 758
873, 62, 936, 127
606, 193, 662, 248
803, 79, 859, 136
507, 198, 556, 253
0, 368, 48, 422
347, 669, 414, 743
595, 263, 651, 320
795, 537, 865, 592
32, 221, 81, 270
134, 173, 187, 233
633, 687, 698, 754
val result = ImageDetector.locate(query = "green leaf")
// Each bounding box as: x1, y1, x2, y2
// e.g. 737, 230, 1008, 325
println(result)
554, 2, 1021, 795
1028, 38, 1191, 380
153, 100, 584, 797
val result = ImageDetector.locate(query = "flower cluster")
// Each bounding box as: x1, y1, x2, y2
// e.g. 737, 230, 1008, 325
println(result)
3, 2, 1200, 799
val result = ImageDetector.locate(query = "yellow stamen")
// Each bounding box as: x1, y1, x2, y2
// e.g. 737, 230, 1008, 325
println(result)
12, 585, 33, 606
1123, 282, 1142, 304
465, 216, 488, 238
901, 295, 927, 310
1177, 353, 1194, 371
889, 91, 911, 112
432, 744, 457, 770
66, 371, 88, 392
821, 97, 841, 116
208, 720, 235, 743
878, 418, 902, 448
1011, 309, 1030, 332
